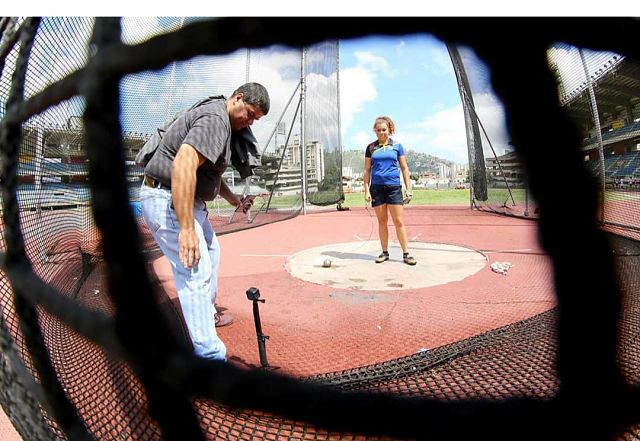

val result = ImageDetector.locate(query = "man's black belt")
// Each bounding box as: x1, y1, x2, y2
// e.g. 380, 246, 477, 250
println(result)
144, 175, 171, 190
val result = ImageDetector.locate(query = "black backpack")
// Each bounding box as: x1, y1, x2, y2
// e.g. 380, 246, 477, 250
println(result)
134, 95, 225, 167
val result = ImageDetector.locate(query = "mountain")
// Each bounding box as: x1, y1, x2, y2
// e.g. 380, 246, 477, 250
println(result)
342, 149, 455, 174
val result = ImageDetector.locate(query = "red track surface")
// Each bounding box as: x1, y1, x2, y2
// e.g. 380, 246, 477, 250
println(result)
159, 205, 556, 376
0, 205, 557, 439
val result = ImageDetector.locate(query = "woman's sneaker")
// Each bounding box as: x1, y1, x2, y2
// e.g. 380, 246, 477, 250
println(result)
375, 251, 390, 263
403, 253, 417, 266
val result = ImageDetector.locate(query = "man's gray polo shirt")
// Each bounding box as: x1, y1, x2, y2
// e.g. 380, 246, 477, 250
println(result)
144, 99, 232, 201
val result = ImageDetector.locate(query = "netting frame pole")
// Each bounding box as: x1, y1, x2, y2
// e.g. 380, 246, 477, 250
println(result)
447, 43, 488, 206
335, 40, 344, 207
34, 125, 48, 263
300, 47, 308, 215
245, 47, 250, 83
579, 48, 606, 224
524, 177, 530, 217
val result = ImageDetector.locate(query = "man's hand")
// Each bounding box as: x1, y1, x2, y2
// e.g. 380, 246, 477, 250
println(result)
239, 195, 255, 213
178, 228, 200, 269
230, 194, 255, 213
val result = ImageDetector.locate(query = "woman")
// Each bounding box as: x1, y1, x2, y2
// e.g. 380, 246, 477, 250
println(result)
364, 116, 416, 265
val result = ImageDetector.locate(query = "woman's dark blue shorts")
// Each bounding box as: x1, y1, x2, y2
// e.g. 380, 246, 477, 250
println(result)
370, 184, 403, 207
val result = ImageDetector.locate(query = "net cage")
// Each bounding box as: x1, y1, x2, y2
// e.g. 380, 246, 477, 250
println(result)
0, 16, 639, 441
454, 40, 640, 242
0, 17, 343, 253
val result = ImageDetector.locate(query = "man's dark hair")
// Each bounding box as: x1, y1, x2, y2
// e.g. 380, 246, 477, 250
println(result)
233, 82, 270, 115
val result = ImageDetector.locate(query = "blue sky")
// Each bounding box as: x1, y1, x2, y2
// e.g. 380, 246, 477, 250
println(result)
338, 35, 468, 163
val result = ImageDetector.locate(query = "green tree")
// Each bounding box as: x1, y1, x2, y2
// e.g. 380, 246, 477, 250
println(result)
319, 165, 340, 191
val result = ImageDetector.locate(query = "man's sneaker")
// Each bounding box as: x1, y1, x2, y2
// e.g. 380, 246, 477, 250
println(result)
215, 312, 234, 327
403, 254, 417, 266
375, 251, 389, 263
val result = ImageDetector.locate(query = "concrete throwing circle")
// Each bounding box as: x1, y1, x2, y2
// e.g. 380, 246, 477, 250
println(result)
285, 240, 487, 291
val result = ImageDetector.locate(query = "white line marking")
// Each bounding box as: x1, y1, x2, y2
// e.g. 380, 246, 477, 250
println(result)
409, 233, 423, 241
483, 249, 533, 253
353, 234, 364, 241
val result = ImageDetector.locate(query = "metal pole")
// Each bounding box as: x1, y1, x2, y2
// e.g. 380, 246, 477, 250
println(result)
246, 287, 269, 368
35, 126, 48, 263
336, 40, 344, 204
524, 178, 530, 217
300, 47, 308, 215
579, 48, 606, 224
246, 48, 250, 83
252, 301, 268, 368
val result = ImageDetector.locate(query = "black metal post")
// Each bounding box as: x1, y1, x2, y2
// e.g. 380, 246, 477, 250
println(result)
246, 287, 269, 368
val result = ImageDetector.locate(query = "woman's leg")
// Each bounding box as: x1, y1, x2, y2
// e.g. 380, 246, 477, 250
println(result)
374, 204, 389, 251
388, 204, 409, 253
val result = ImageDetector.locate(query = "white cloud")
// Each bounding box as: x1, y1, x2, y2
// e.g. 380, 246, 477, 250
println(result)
247, 47, 302, 119
472, 92, 511, 159
119, 40, 344, 154
119, 45, 304, 151
339, 66, 378, 136
339, 50, 395, 140
402, 104, 468, 164
423, 47, 454, 76
401, 93, 511, 164
352, 129, 371, 149
305, 71, 340, 149
353, 51, 390, 73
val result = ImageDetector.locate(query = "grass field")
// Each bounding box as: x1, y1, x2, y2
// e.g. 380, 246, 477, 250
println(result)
343, 188, 527, 207
207, 188, 530, 210
203, 187, 640, 212
207, 193, 303, 211
604, 190, 640, 202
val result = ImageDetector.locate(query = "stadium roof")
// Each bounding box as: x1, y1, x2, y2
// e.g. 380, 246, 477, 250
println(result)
562, 56, 640, 123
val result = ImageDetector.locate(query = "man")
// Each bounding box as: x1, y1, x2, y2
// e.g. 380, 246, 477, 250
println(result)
140, 83, 270, 361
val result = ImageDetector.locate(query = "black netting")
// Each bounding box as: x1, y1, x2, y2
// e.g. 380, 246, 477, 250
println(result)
455, 38, 640, 240
548, 44, 640, 240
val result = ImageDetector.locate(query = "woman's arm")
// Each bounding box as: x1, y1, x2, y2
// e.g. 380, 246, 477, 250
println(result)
399, 155, 412, 196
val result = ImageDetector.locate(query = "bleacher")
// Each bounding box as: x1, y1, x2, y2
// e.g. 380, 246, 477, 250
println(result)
582, 120, 640, 151
587, 150, 640, 187
615, 151, 640, 177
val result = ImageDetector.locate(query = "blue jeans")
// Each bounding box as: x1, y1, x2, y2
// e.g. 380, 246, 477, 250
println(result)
140, 184, 226, 361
